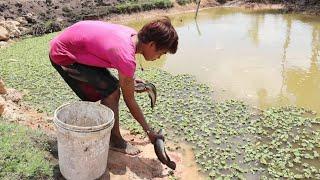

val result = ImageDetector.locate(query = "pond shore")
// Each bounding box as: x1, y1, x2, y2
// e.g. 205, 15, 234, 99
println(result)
105, 1, 285, 24
107, 0, 319, 26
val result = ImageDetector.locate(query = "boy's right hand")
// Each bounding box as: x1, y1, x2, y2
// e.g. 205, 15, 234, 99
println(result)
147, 130, 164, 144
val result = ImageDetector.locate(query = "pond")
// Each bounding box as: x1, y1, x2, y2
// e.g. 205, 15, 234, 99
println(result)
130, 7, 320, 114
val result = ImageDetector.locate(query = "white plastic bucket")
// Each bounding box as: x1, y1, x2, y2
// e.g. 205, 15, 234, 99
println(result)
54, 101, 114, 180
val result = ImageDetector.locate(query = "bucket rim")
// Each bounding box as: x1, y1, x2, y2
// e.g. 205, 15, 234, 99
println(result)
53, 101, 114, 133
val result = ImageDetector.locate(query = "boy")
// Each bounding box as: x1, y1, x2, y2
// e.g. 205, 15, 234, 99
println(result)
49, 17, 178, 155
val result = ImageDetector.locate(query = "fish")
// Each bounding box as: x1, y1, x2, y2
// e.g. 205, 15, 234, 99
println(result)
134, 82, 157, 109
145, 83, 156, 109
134, 82, 147, 92
154, 129, 176, 170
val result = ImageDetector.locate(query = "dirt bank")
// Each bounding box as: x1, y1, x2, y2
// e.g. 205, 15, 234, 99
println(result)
229, 0, 320, 15
105, 0, 219, 24
284, 0, 320, 15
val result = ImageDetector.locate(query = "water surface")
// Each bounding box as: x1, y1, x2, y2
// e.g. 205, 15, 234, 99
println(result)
129, 8, 320, 114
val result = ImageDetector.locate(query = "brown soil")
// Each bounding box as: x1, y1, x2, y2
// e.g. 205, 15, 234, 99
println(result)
0, 85, 55, 134
0, 0, 119, 23
224, 0, 284, 10
226, 0, 320, 15
104, 130, 205, 179
284, 1, 320, 15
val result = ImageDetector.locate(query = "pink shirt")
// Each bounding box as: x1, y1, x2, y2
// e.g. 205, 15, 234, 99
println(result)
50, 21, 137, 77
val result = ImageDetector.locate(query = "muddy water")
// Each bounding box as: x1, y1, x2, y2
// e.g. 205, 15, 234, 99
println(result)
129, 8, 320, 114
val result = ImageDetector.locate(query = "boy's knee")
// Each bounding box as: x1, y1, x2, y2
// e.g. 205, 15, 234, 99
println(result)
113, 87, 120, 97
101, 88, 120, 106
108, 87, 120, 101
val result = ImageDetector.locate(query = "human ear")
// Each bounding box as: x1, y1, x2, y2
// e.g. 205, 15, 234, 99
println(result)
149, 41, 156, 49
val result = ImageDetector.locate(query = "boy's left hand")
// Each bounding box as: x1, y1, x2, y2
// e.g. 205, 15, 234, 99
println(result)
134, 77, 146, 85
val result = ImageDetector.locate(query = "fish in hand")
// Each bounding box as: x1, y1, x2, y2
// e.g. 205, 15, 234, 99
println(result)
134, 82, 157, 109
154, 129, 176, 170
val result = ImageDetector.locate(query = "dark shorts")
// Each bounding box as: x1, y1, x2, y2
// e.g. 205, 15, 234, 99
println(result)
50, 57, 119, 102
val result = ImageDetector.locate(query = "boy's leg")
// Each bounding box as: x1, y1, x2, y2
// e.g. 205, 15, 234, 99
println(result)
50, 59, 141, 155
101, 89, 141, 155
70, 63, 141, 155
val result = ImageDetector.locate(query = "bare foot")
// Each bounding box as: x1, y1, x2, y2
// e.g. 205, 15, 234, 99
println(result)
109, 136, 141, 155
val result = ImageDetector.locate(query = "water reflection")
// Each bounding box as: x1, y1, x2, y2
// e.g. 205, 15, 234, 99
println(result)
285, 25, 320, 112
259, 14, 293, 109
128, 8, 320, 114
248, 14, 265, 46
195, 20, 202, 36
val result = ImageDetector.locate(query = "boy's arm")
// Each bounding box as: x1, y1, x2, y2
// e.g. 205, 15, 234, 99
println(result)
118, 72, 161, 143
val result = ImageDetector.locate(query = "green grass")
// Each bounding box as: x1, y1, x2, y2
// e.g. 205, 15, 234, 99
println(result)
0, 31, 320, 178
0, 118, 53, 179
176, 0, 195, 6
112, 0, 173, 14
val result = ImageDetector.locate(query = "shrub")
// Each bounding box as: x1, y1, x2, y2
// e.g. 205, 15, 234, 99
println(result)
141, 2, 155, 10
128, 3, 142, 12
154, 0, 174, 9
113, 0, 173, 14
176, 0, 192, 5
114, 4, 128, 13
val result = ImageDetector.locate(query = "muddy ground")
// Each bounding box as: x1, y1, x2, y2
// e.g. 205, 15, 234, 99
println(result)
0, 0, 119, 23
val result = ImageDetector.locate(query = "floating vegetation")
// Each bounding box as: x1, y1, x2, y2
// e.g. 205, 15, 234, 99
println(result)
0, 33, 319, 179
0, 33, 76, 113
119, 69, 320, 179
